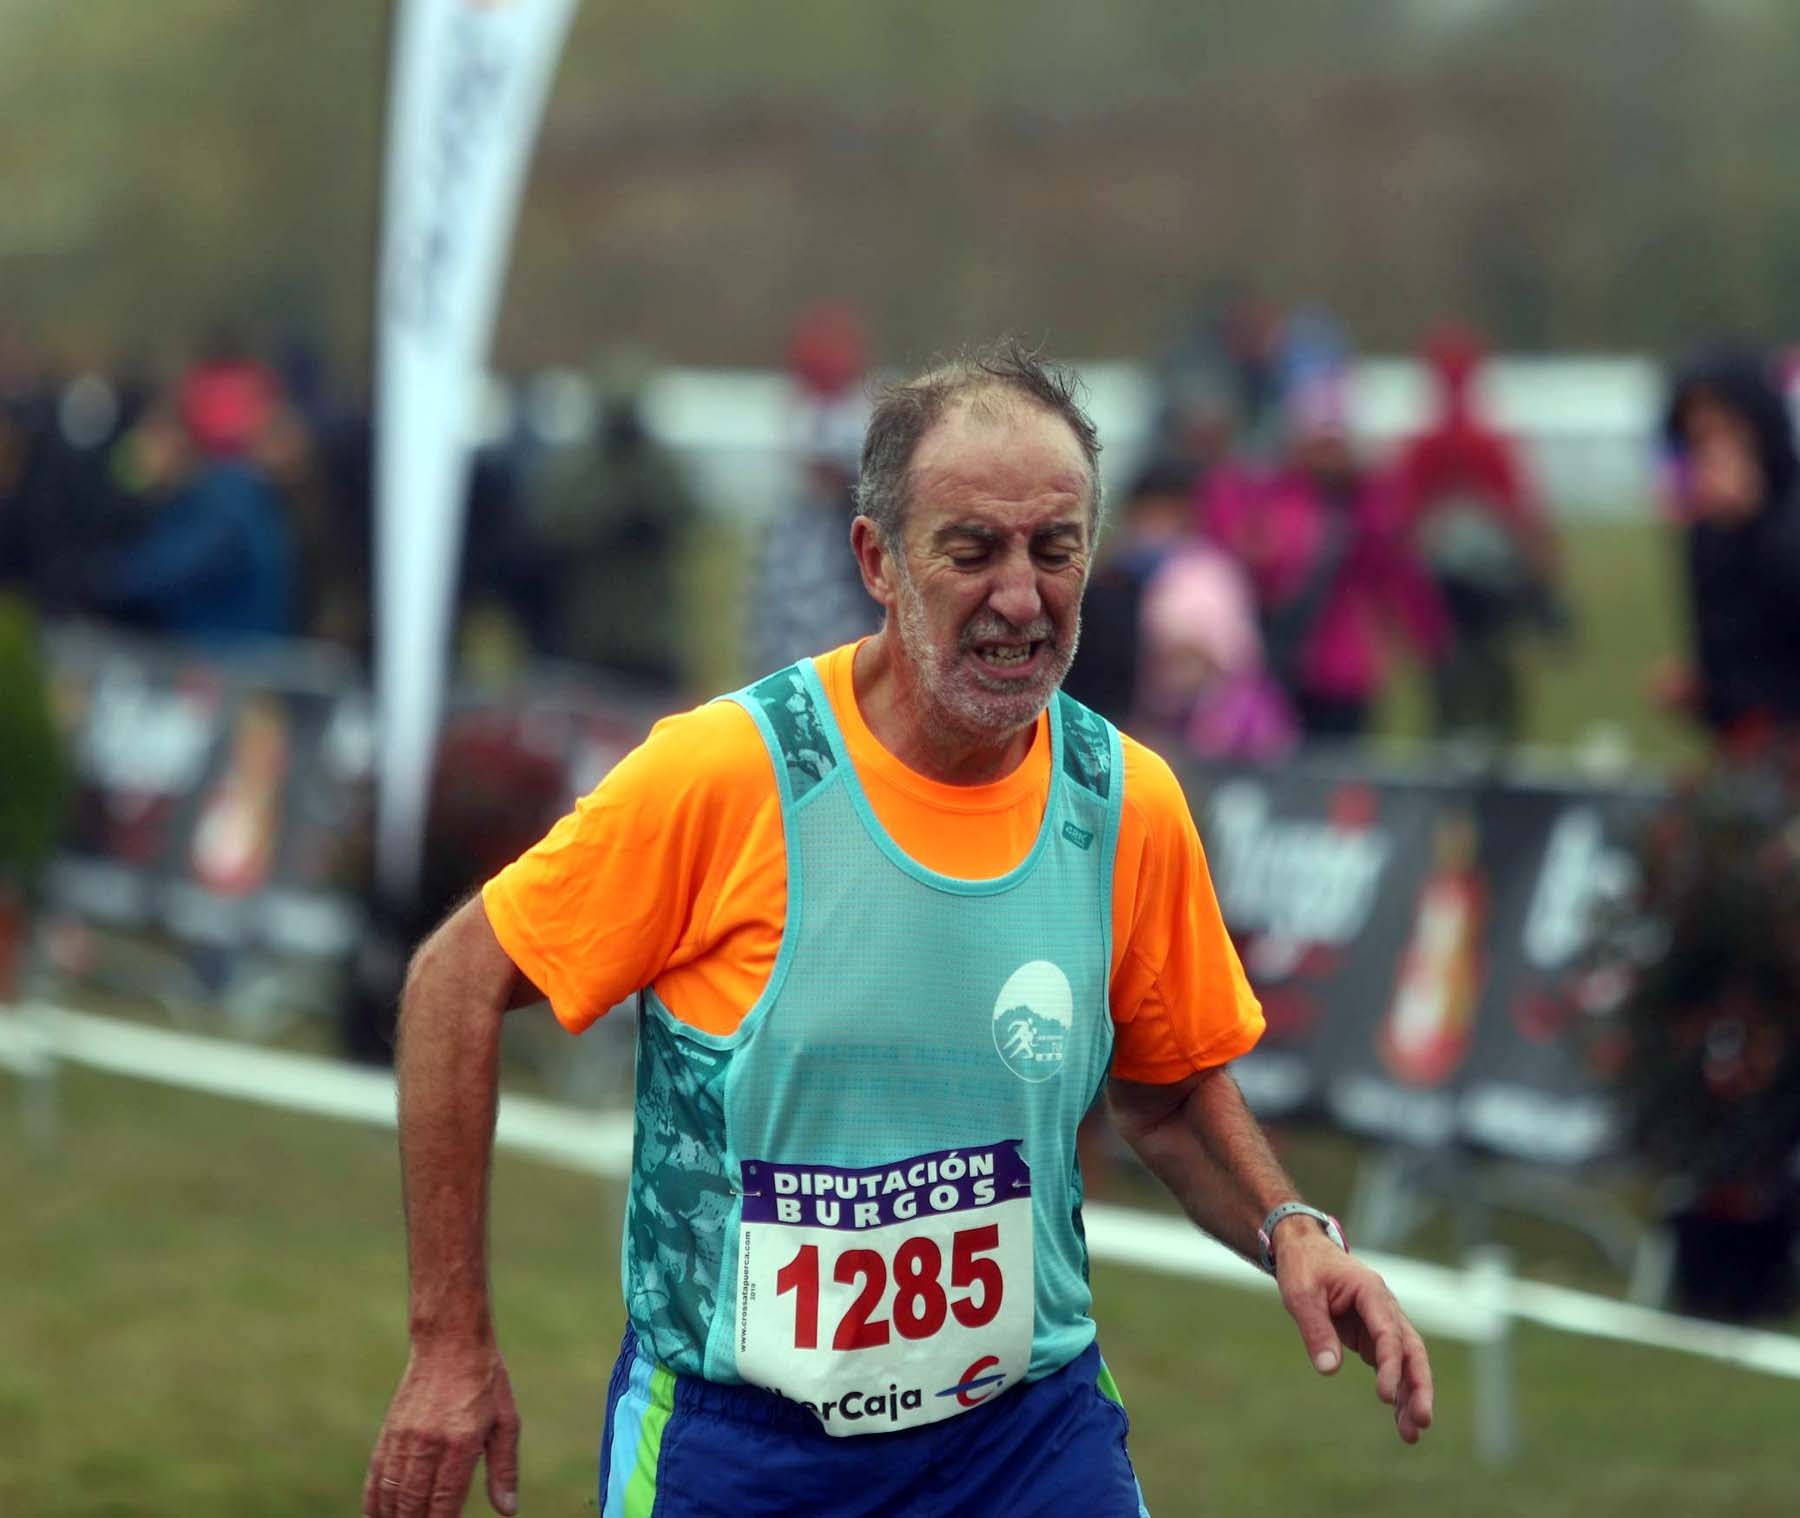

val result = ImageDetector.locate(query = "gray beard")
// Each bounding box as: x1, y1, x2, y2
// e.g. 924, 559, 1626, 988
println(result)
890, 570, 1080, 747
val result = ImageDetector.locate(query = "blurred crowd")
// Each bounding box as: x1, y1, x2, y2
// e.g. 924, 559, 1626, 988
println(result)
5, 294, 1800, 767
0, 325, 375, 655
1066, 296, 1571, 760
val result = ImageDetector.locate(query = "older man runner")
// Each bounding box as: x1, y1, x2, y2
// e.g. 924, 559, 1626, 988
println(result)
364, 343, 1434, 1518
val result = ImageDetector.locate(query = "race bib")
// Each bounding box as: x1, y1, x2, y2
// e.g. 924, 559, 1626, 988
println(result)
734, 1141, 1033, 1437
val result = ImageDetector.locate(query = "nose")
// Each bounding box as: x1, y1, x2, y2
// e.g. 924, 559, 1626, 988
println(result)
987, 551, 1044, 630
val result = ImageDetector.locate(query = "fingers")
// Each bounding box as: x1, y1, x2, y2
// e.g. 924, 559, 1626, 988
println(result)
1322, 1267, 1437, 1444
1370, 1322, 1405, 1406
362, 1434, 422, 1518
1393, 1328, 1436, 1444
394, 1439, 434, 1518
1353, 1295, 1434, 1444
367, 1420, 488, 1518
427, 1445, 482, 1518
1281, 1283, 1345, 1375
375, 1431, 485, 1518
485, 1379, 522, 1517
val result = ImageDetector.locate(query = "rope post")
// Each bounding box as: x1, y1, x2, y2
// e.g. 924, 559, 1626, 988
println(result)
1467, 1244, 1518, 1465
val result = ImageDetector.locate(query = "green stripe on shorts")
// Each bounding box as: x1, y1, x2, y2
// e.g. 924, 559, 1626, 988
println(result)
624, 1364, 677, 1518
1096, 1360, 1125, 1407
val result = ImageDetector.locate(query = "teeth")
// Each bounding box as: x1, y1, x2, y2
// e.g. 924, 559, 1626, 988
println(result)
977, 645, 1032, 665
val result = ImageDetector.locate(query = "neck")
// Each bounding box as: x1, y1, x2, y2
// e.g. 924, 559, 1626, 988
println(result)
851, 631, 1038, 785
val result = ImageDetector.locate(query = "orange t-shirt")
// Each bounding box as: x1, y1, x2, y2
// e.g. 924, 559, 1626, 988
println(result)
483, 642, 1262, 1084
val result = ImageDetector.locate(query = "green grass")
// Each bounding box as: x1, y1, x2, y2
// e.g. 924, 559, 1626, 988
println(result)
4, 1067, 1795, 1517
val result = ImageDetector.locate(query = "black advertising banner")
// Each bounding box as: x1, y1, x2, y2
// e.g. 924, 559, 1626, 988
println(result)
1308, 784, 1487, 1149
39, 628, 667, 973
1182, 764, 1443, 1126
1184, 758, 1659, 1162
1455, 786, 1657, 1164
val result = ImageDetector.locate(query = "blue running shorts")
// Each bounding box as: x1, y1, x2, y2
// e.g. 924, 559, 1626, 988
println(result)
597, 1324, 1151, 1518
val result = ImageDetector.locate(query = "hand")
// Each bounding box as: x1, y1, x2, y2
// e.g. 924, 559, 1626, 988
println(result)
1275, 1229, 1435, 1444
365, 1342, 521, 1518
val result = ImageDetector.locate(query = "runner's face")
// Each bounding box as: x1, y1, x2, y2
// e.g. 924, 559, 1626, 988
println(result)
889, 404, 1092, 740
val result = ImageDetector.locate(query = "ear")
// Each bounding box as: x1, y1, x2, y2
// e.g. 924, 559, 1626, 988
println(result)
850, 515, 902, 613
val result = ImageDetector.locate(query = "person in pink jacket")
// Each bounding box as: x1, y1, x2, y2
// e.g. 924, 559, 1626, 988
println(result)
1200, 372, 1448, 742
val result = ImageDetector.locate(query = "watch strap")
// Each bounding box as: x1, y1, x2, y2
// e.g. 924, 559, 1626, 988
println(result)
1257, 1202, 1347, 1274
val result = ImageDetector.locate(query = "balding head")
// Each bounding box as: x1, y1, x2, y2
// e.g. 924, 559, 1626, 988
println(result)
854, 340, 1104, 551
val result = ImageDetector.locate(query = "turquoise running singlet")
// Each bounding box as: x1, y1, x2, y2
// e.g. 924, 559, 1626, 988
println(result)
620, 658, 1124, 1436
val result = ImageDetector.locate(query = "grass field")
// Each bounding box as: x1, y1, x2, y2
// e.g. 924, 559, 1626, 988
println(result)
4, 1065, 1795, 1518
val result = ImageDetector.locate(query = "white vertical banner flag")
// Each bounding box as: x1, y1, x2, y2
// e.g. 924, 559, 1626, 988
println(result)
374, 0, 578, 901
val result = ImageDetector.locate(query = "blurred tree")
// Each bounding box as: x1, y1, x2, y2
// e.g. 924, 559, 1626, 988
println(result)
1568, 746, 1800, 1321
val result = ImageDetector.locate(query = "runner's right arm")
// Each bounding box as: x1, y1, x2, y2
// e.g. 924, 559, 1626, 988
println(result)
364, 897, 532, 1518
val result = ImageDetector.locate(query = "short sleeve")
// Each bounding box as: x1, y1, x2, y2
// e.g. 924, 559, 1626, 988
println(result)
1108, 736, 1263, 1082
481, 699, 777, 1034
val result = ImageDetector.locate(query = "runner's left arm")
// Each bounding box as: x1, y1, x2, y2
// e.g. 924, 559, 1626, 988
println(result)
1108, 1069, 1435, 1444
1106, 1065, 1291, 1262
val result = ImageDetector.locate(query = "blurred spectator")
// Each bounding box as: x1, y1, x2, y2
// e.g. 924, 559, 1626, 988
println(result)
748, 310, 880, 673
458, 439, 543, 682
254, 333, 355, 648
748, 394, 878, 674
1152, 286, 1285, 463
786, 300, 868, 405
1203, 371, 1447, 742
176, 337, 279, 459
93, 375, 297, 647
1659, 345, 1800, 743
1395, 324, 1565, 743
313, 401, 376, 656
1154, 369, 1239, 498
1276, 304, 1351, 402
1065, 461, 1294, 760
0, 361, 139, 615
531, 353, 698, 689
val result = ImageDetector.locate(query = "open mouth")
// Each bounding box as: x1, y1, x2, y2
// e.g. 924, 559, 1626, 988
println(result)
970, 639, 1046, 674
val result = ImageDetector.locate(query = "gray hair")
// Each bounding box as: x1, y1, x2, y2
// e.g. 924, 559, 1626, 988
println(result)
854, 338, 1105, 549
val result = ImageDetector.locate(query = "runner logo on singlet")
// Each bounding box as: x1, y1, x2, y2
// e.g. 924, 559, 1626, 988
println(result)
992, 960, 1072, 1083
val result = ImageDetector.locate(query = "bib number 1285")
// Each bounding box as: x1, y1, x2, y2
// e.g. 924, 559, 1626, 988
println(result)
734, 1143, 1034, 1436
775, 1223, 1003, 1350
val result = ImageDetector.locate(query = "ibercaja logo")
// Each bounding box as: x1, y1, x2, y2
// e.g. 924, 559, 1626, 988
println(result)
938, 1355, 1005, 1408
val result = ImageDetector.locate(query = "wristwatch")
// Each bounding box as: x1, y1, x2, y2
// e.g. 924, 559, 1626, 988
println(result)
1257, 1203, 1347, 1274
